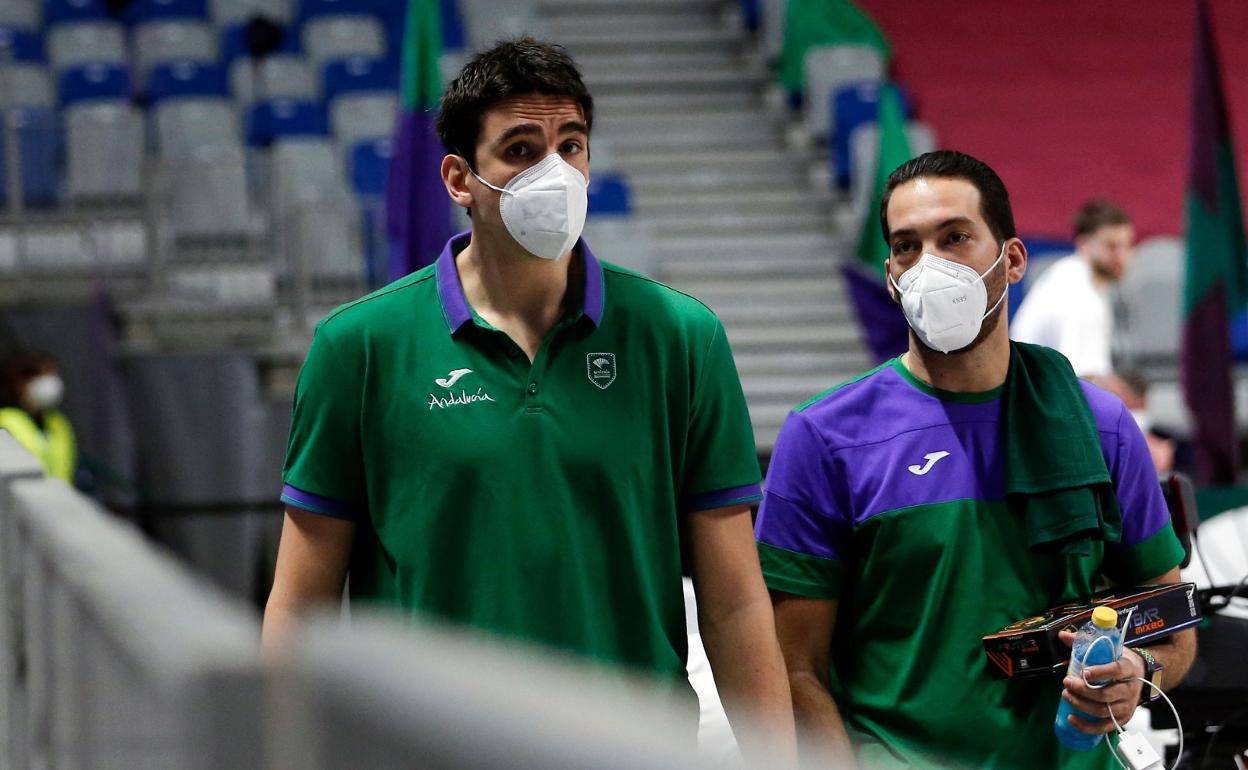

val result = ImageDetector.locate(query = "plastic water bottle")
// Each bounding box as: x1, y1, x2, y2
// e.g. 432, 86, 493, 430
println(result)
1054, 605, 1121, 750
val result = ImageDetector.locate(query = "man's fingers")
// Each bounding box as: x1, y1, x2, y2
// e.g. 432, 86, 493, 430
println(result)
1063, 676, 1133, 703
1062, 692, 1137, 727
1058, 630, 1076, 648
1065, 712, 1120, 736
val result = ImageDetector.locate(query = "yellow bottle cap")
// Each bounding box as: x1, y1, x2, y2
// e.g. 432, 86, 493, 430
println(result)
1091, 606, 1118, 629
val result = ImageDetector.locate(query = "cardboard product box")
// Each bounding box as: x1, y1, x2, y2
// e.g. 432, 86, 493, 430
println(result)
982, 583, 1201, 680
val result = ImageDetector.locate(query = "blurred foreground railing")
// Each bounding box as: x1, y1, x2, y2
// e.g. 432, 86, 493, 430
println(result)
0, 432, 749, 769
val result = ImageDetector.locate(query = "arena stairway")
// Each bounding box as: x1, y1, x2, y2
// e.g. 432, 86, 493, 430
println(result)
536, 0, 873, 450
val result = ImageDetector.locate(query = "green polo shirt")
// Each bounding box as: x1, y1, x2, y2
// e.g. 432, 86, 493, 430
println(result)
282, 232, 762, 686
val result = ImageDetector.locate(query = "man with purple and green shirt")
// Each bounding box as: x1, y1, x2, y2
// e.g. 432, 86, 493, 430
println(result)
757, 151, 1196, 769
263, 39, 795, 760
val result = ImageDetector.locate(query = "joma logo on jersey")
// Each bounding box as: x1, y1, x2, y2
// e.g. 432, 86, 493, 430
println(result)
587, 352, 616, 390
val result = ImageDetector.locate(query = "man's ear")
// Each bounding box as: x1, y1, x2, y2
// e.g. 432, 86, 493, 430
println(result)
884, 258, 899, 303
441, 154, 474, 210
1005, 237, 1028, 285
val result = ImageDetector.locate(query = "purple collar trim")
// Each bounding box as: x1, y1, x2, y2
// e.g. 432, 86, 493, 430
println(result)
435, 232, 605, 334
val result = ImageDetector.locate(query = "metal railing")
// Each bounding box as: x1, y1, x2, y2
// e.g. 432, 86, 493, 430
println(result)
0, 433, 784, 769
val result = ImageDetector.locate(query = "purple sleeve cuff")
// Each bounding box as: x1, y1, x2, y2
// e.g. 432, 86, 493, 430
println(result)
682, 483, 763, 513
280, 483, 358, 521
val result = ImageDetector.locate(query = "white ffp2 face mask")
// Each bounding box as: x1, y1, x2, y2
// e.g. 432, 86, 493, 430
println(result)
889, 242, 1009, 354
470, 153, 588, 261
25, 374, 64, 411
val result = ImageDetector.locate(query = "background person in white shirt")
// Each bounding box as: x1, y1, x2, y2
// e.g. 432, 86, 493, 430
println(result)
1011, 199, 1134, 382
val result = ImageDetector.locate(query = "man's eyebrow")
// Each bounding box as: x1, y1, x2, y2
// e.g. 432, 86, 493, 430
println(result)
492, 123, 543, 148
559, 120, 589, 136
889, 216, 976, 240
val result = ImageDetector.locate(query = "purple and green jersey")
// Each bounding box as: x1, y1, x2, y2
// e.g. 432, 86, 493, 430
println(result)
756, 357, 1184, 769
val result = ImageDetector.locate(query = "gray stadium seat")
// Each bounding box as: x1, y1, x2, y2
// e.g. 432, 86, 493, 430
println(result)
48, 21, 127, 72
272, 138, 362, 280
163, 143, 253, 238
847, 120, 937, 230
65, 101, 145, 202
0, 64, 54, 107
330, 93, 396, 148
1116, 236, 1183, 365
0, 0, 41, 32
154, 98, 239, 155
210, 0, 293, 25
302, 15, 386, 71
803, 44, 885, 141
133, 21, 217, 90
229, 54, 315, 106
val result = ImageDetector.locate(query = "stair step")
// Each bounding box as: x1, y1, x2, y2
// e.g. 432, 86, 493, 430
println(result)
714, 303, 855, 327
584, 68, 767, 95
649, 211, 829, 236
661, 255, 834, 280
552, 16, 724, 41
614, 147, 802, 175
555, 27, 741, 55
736, 350, 872, 376
676, 277, 843, 304
594, 90, 761, 118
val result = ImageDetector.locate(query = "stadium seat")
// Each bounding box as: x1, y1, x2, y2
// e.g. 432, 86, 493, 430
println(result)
586, 174, 632, 216
302, 15, 386, 71
149, 60, 228, 102
1116, 236, 1183, 364
124, 0, 208, 23
322, 55, 396, 102
0, 64, 55, 107
847, 120, 937, 227
329, 93, 395, 148
220, 20, 298, 66
45, 0, 107, 25
59, 63, 131, 106
229, 53, 314, 105
802, 44, 885, 142
47, 21, 127, 72
0, 27, 45, 63
348, 137, 390, 197
0, 0, 41, 32
163, 143, 253, 237
832, 81, 911, 190
0, 107, 60, 207
245, 98, 327, 146
133, 20, 217, 91
154, 97, 239, 154
210, 0, 293, 26
272, 137, 362, 279
65, 101, 144, 202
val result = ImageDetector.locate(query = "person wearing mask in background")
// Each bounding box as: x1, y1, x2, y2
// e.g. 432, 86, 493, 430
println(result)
264, 38, 796, 762
1011, 200, 1175, 472
0, 350, 76, 484
756, 152, 1194, 769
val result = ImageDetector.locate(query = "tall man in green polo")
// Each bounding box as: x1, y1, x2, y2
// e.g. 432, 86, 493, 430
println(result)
263, 38, 795, 759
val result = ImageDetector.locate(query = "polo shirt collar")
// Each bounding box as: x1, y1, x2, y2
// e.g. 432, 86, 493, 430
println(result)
435, 231, 605, 334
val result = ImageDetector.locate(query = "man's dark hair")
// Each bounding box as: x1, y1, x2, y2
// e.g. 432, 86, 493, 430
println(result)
0, 350, 56, 409
1072, 199, 1131, 238
437, 38, 594, 170
879, 150, 1017, 246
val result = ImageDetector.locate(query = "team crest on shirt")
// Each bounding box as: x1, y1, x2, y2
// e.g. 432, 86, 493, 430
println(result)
587, 353, 616, 390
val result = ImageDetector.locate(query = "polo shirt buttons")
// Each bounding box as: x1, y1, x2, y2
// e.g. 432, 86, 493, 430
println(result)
527, 382, 538, 395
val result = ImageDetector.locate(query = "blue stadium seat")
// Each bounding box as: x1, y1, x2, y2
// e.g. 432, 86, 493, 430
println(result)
124, 0, 208, 23
245, 98, 327, 146
298, 0, 394, 23
46, 0, 107, 25
832, 81, 910, 190
220, 20, 298, 65
0, 27, 44, 62
58, 63, 130, 105
587, 174, 631, 216
349, 137, 390, 197
322, 56, 397, 102
441, 0, 465, 51
0, 107, 60, 207
149, 60, 227, 102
